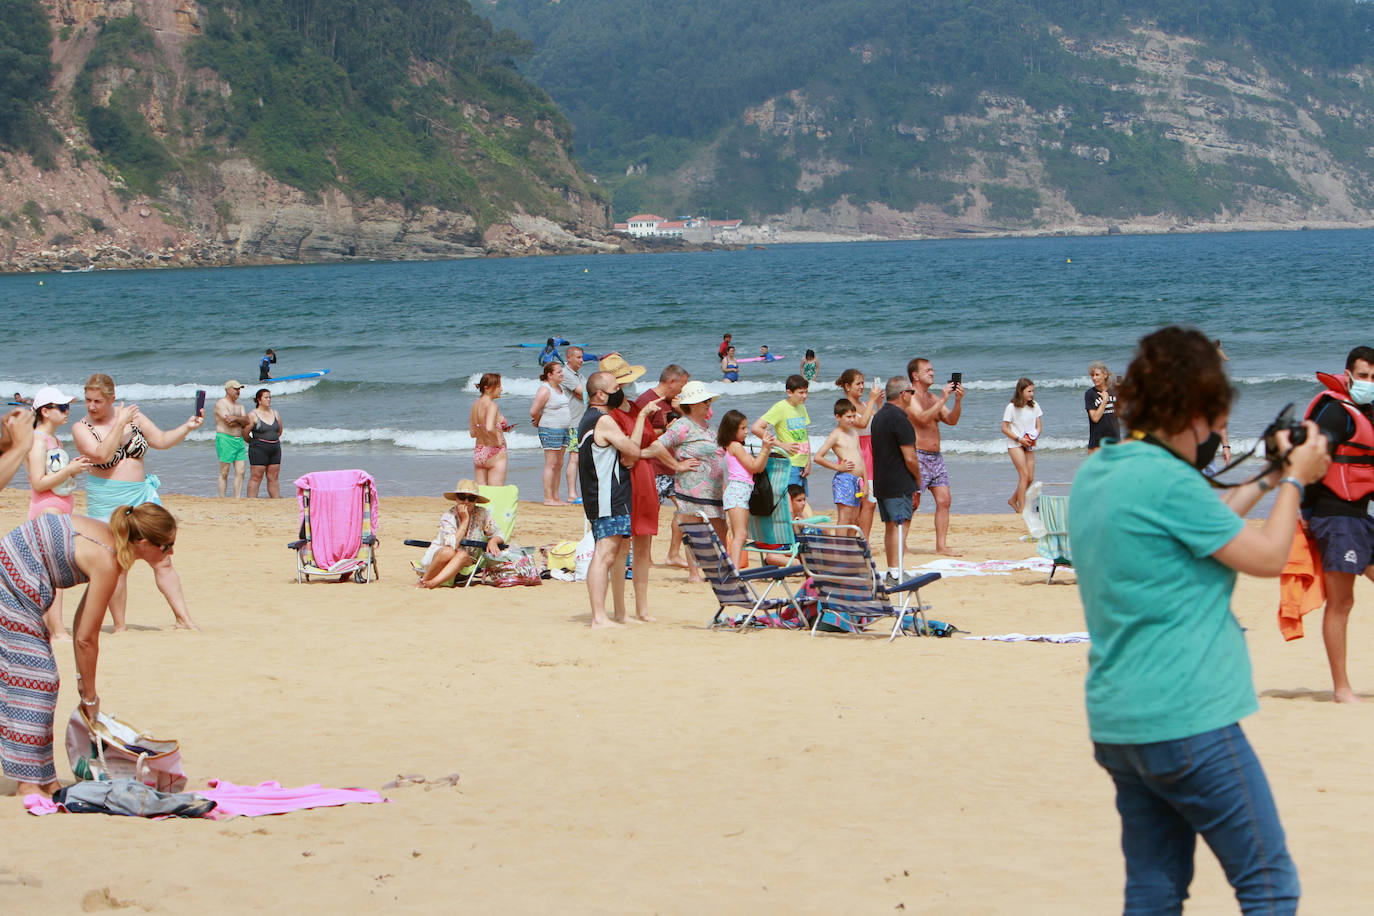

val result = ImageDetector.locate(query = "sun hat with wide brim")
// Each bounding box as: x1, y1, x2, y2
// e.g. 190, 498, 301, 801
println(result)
597, 352, 646, 385
677, 380, 721, 406
31, 385, 76, 410
442, 479, 489, 502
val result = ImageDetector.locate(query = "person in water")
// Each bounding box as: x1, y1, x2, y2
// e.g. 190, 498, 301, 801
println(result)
721, 346, 739, 382
259, 348, 276, 381
538, 338, 566, 366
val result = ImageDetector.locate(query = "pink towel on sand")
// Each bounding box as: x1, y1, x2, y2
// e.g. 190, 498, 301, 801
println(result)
294, 469, 379, 569
25, 779, 386, 818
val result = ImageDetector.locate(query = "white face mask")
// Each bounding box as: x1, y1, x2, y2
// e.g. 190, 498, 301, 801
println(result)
1349, 375, 1374, 405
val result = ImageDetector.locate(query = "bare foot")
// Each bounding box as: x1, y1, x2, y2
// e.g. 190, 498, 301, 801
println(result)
111, 625, 127, 633
543, 499, 569, 507
173, 620, 201, 632
633, 613, 657, 623
1333, 687, 1362, 703
936, 547, 963, 557
661, 557, 690, 569
590, 617, 625, 629
49, 631, 72, 643
1008, 498, 1019, 512
687, 574, 705, 584
16, 779, 60, 799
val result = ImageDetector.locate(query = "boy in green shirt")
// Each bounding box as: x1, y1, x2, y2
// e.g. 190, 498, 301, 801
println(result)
751, 374, 812, 493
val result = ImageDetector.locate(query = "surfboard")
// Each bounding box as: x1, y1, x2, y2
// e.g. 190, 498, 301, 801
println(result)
517, 341, 593, 349
737, 354, 784, 363
263, 369, 330, 382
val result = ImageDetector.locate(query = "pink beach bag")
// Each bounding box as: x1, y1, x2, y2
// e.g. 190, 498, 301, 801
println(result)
65, 707, 187, 792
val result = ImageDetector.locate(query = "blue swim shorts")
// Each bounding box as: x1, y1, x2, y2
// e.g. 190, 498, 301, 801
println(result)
788, 464, 808, 496
832, 471, 862, 508
538, 426, 570, 450
877, 493, 914, 524
1309, 514, 1374, 574
590, 514, 632, 540
916, 449, 950, 491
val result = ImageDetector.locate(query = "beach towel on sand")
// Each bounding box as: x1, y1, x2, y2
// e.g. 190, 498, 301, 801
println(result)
294, 470, 379, 569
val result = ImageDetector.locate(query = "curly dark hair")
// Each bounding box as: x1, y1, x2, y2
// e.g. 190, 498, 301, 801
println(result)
1117, 326, 1233, 436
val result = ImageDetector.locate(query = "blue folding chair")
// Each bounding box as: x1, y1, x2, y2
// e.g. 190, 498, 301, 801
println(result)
796, 524, 942, 641
679, 519, 807, 630
1028, 484, 1073, 584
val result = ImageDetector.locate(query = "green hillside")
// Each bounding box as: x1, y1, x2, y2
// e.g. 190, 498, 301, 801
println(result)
486, 0, 1374, 222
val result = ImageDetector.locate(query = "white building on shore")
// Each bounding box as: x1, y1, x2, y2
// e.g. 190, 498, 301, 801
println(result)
615, 214, 746, 242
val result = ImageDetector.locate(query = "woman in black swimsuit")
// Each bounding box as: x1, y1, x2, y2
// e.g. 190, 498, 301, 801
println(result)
246, 389, 284, 498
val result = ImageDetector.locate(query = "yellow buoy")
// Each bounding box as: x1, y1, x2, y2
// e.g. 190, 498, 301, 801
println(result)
1066, 258, 1072, 264
38, 280, 43, 285
584, 268, 588, 273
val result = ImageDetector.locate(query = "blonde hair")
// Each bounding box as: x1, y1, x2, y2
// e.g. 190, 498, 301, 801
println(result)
84, 373, 115, 398
107, 503, 177, 570
1088, 361, 1113, 386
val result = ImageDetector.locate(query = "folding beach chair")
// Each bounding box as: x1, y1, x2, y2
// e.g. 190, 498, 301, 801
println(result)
1023, 482, 1073, 583
745, 449, 799, 565
679, 519, 807, 630
795, 524, 942, 641
289, 469, 380, 583
404, 485, 519, 587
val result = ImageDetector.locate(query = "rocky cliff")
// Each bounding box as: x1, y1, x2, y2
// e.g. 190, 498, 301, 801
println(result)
1, 0, 625, 272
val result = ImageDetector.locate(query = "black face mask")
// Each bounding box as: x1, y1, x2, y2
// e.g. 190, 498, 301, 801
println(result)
1194, 431, 1222, 470
605, 388, 625, 409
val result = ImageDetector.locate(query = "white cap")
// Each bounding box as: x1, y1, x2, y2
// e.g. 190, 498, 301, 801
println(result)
31, 386, 76, 410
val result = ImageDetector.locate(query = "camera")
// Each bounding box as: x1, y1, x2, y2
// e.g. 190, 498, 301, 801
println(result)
1262, 403, 1333, 460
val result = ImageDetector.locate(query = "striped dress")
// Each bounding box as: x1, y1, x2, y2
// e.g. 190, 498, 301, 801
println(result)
0, 514, 86, 783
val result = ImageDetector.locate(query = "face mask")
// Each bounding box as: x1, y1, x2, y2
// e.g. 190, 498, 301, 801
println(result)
605, 388, 625, 409
1194, 430, 1222, 470
1349, 376, 1374, 405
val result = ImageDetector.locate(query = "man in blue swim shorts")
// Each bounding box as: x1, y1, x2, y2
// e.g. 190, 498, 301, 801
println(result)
214, 380, 250, 497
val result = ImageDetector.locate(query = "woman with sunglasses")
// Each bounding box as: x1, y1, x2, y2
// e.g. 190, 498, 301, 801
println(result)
24, 387, 92, 641
71, 373, 202, 631
0, 502, 178, 799
417, 479, 503, 588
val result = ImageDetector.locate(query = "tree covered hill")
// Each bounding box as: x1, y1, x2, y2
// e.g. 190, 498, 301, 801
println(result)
487, 0, 1374, 231
0, 0, 614, 268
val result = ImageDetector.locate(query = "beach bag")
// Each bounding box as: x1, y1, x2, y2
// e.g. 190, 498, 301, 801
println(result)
547, 539, 578, 572
573, 529, 595, 581
47, 444, 77, 497
483, 547, 543, 587
748, 455, 775, 517
65, 708, 187, 792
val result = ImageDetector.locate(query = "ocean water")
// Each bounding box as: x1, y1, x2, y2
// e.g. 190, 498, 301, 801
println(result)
0, 229, 1366, 514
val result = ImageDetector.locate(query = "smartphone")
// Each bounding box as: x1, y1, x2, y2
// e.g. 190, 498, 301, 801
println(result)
950, 372, 962, 386
195, 389, 206, 416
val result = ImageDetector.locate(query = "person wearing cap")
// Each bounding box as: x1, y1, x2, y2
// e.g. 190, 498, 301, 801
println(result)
578, 370, 656, 628
214, 380, 251, 498
657, 380, 728, 583
25, 387, 92, 640
417, 480, 503, 588
0, 403, 34, 490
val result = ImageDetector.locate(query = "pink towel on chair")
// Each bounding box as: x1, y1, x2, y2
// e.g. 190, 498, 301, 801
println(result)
294, 470, 379, 569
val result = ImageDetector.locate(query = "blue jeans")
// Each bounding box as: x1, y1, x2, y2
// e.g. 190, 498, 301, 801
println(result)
1093, 723, 1299, 915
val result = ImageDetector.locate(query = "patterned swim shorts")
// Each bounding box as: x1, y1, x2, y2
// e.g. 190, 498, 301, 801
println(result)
916, 449, 950, 491
590, 514, 632, 540
722, 479, 753, 511
473, 444, 506, 468
538, 426, 570, 450
832, 471, 862, 507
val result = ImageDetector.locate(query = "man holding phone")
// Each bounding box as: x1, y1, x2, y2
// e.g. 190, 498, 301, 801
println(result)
214, 380, 250, 497
905, 357, 964, 556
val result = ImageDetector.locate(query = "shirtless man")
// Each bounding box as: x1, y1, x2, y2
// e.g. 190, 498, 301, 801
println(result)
905, 357, 963, 556
214, 380, 251, 497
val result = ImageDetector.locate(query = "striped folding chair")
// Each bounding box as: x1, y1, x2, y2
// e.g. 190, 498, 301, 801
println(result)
679, 519, 806, 630
1034, 491, 1074, 584
745, 450, 799, 565
796, 525, 942, 641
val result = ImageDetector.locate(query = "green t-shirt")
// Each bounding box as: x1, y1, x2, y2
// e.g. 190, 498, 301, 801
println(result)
760, 399, 811, 468
1069, 439, 1253, 744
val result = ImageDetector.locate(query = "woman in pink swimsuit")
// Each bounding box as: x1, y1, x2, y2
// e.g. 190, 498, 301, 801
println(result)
469, 373, 509, 486
25, 386, 91, 641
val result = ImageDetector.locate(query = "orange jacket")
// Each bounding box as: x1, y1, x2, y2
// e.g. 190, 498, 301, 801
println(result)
1278, 522, 1325, 641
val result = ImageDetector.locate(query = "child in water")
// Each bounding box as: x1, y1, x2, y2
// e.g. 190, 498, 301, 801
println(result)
813, 399, 866, 526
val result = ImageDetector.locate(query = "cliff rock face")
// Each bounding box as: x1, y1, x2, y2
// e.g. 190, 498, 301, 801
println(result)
0, 0, 620, 271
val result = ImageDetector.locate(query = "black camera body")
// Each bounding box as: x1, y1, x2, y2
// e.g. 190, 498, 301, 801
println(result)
1263, 403, 1334, 460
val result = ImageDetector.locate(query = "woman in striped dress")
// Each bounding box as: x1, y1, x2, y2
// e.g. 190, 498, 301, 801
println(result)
0, 503, 177, 799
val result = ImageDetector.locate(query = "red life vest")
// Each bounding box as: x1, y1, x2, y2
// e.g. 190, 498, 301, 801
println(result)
1305, 372, 1374, 501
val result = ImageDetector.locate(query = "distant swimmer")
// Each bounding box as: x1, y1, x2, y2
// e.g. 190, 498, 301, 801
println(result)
721, 346, 739, 382
717, 332, 732, 360
538, 338, 566, 366
259, 348, 276, 381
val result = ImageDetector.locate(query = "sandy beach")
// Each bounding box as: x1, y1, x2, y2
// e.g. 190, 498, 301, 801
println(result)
2, 488, 1373, 914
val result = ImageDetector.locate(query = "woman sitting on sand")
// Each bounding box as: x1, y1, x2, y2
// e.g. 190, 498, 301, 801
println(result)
0, 503, 180, 799
417, 480, 503, 588
25, 386, 91, 641
71, 373, 201, 631
469, 373, 509, 487
1069, 326, 1330, 913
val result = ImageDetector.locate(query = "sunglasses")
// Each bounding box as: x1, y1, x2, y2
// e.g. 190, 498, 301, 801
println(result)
455, 495, 479, 502
43, 403, 71, 412
152, 540, 175, 554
